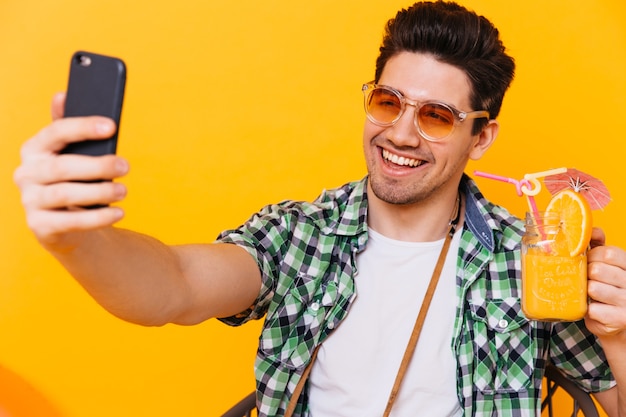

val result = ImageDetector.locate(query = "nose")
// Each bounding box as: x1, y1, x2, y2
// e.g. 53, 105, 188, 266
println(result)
386, 101, 421, 147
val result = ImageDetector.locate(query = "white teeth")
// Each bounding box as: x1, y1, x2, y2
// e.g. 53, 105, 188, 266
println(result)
382, 149, 422, 167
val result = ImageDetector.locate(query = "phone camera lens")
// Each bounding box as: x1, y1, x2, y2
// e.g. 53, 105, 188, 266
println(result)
77, 55, 92, 67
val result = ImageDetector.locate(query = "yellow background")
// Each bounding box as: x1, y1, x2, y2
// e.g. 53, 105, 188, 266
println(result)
1, 1, 624, 416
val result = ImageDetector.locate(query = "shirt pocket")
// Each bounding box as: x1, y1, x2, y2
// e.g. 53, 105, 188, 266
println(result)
259, 273, 337, 370
469, 297, 534, 394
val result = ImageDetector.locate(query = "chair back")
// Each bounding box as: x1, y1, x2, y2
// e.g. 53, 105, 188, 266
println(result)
223, 368, 602, 417
542, 364, 600, 417
220, 391, 257, 417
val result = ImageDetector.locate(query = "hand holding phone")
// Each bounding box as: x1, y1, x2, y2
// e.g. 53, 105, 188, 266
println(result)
14, 51, 129, 241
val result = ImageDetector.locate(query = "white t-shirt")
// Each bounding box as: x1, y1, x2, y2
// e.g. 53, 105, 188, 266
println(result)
308, 227, 463, 417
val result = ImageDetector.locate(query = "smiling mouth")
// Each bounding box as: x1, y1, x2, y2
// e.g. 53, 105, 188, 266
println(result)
382, 149, 424, 168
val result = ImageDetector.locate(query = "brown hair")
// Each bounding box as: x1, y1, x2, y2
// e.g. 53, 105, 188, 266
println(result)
375, 1, 515, 133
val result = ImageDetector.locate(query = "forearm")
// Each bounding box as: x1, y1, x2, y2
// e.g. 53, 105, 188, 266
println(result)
49, 227, 190, 326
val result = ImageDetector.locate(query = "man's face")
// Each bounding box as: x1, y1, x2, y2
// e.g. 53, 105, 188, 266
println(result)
363, 51, 490, 207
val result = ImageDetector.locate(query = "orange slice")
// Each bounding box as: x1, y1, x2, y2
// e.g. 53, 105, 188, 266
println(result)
545, 189, 593, 256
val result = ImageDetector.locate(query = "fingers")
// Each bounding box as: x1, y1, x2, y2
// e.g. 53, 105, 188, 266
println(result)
588, 265, 626, 304
21, 116, 117, 156
586, 300, 626, 336
16, 177, 128, 246
15, 110, 125, 188
16, 153, 128, 185
586, 244, 626, 337
588, 244, 626, 273
51, 92, 66, 120
14, 95, 130, 246
588, 246, 626, 305
20, 180, 127, 211
586, 301, 626, 337
25, 206, 126, 244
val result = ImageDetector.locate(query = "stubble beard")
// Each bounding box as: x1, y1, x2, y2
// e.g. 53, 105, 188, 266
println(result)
368, 173, 429, 206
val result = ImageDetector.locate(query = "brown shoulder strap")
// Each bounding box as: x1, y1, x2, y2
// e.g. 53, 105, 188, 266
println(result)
382, 228, 454, 416
284, 346, 320, 417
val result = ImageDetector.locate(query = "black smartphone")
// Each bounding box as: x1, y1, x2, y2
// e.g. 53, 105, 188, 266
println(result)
60, 51, 126, 156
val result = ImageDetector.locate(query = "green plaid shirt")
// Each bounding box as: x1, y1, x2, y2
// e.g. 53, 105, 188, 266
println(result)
217, 175, 615, 417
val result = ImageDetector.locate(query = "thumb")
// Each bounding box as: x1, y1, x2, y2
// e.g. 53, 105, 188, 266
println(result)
590, 227, 606, 249
51, 92, 66, 120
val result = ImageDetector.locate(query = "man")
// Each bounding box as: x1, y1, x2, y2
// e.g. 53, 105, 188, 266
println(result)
13, 1, 626, 416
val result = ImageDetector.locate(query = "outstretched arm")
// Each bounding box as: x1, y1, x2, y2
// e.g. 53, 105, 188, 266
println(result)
14, 93, 261, 326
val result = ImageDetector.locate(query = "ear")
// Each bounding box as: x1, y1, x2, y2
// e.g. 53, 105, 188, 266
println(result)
469, 119, 499, 160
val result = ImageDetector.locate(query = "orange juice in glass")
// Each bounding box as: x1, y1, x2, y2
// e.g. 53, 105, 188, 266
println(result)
521, 212, 588, 321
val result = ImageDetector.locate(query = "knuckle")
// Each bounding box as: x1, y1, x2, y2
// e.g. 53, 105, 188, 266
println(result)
20, 187, 39, 209
26, 212, 54, 237
13, 160, 44, 187
45, 183, 70, 206
47, 157, 72, 181
603, 246, 621, 263
98, 155, 127, 179
587, 262, 599, 278
18, 135, 41, 159
13, 165, 27, 186
100, 182, 116, 199
44, 118, 67, 139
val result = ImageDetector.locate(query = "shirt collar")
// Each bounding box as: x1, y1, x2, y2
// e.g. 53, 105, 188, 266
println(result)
461, 174, 523, 253
303, 177, 369, 239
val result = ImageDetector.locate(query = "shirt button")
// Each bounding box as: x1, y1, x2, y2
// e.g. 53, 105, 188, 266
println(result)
498, 319, 509, 329
311, 302, 320, 311
327, 321, 335, 330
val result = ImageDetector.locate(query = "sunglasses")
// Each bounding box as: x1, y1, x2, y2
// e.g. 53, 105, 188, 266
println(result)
362, 82, 490, 142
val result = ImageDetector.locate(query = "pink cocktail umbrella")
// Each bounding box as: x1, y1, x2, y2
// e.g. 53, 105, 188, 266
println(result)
543, 168, 611, 210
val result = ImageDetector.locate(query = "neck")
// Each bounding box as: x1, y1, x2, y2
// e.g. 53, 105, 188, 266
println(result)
367, 187, 462, 242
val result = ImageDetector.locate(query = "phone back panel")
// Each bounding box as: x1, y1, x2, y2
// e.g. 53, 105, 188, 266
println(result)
61, 51, 126, 156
